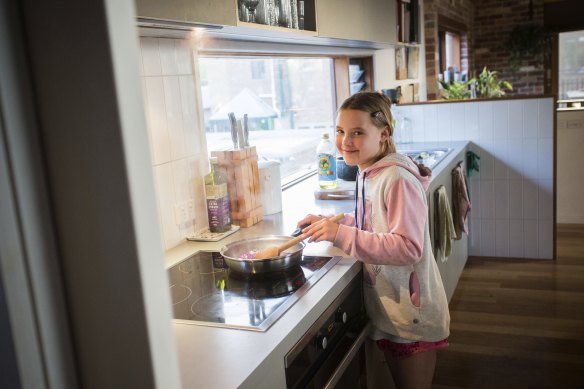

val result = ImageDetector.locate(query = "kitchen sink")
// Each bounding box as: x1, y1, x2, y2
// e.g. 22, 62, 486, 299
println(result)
398, 147, 453, 170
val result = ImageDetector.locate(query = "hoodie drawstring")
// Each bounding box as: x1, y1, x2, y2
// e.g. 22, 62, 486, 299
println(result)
354, 171, 367, 230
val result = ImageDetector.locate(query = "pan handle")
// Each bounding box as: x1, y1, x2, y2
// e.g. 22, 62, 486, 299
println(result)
291, 224, 310, 237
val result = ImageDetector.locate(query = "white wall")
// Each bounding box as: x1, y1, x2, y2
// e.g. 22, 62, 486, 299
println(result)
394, 97, 555, 259
139, 37, 209, 250
557, 109, 584, 224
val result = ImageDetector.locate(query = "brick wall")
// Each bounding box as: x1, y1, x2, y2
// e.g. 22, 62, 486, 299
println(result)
424, 0, 475, 99
424, 0, 547, 99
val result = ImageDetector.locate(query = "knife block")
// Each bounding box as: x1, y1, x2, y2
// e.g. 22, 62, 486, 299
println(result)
211, 147, 263, 228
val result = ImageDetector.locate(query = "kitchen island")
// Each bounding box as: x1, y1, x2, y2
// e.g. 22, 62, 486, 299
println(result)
164, 141, 468, 388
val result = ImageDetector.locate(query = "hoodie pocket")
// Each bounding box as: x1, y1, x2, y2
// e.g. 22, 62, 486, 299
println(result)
409, 271, 421, 307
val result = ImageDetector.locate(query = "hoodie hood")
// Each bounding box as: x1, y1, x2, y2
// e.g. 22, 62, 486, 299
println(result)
359, 153, 432, 191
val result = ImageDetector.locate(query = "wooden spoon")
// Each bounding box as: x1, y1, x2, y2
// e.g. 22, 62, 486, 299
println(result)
254, 213, 345, 259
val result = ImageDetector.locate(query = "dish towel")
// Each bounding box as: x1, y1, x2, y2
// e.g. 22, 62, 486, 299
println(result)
451, 161, 471, 239
434, 185, 457, 263
466, 151, 480, 177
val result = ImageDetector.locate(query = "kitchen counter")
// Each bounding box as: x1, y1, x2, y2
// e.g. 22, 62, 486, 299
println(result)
165, 141, 468, 389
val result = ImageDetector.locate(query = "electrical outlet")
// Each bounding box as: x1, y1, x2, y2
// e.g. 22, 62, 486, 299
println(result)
187, 198, 195, 220
174, 202, 188, 225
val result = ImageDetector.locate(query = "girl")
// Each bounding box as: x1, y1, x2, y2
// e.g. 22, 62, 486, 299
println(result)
298, 92, 449, 389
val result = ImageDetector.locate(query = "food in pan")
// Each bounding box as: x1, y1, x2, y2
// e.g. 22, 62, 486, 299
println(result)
240, 249, 259, 260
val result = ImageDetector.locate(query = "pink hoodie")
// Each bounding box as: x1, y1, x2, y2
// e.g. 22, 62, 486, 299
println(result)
334, 153, 450, 342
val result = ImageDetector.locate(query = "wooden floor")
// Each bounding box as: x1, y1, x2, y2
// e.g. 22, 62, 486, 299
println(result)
433, 224, 584, 389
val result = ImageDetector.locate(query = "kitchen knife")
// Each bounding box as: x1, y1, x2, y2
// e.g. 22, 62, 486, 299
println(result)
228, 112, 238, 149
236, 119, 245, 149
243, 114, 250, 147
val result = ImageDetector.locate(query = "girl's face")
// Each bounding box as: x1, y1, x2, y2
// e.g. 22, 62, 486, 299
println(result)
335, 109, 389, 170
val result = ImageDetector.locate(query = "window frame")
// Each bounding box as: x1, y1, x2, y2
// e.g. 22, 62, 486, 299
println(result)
195, 39, 375, 188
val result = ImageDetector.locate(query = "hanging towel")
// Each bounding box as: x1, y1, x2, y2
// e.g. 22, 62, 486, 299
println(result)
466, 150, 480, 177
433, 185, 457, 263
451, 161, 471, 239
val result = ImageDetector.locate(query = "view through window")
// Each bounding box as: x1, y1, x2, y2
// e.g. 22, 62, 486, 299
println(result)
199, 56, 336, 185
558, 30, 584, 100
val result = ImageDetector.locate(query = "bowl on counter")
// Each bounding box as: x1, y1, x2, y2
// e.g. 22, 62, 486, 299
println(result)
336, 157, 358, 181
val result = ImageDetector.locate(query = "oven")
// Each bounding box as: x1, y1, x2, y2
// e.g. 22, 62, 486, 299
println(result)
285, 274, 369, 389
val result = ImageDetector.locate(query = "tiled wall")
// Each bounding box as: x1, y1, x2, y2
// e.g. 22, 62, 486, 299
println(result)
139, 37, 208, 250
395, 97, 554, 259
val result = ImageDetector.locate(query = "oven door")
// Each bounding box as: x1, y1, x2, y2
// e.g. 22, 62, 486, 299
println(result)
312, 321, 370, 389
285, 275, 369, 389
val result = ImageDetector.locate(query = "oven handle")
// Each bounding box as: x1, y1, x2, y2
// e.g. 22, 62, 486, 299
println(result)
323, 321, 371, 389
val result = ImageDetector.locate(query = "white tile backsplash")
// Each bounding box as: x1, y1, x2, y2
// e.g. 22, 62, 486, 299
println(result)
523, 99, 539, 139
141, 37, 162, 76
494, 180, 509, 219
478, 102, 494, 140
163, 76, 188, 160
538, 99, 554, 138
508, 179, 523, 219
480, 219, 495, 256
523, 138, 539, 181
495, 219, 510, 257
436, 104, 451, 142
159, 38, 180, 76
509, 219, 524, 258
465, 103, 479, 141
479, 179, 494, 218
423, 105, 439, 140
493, 101, 509, 139
508, 100, 523, 139
450, 103, 466, 141
144, 76, 171, 165
140, 36, 207, 251
538, 138, 553, 180
523, 220, 539, 258
522, 179, 539, 220
407, 97, 554, 259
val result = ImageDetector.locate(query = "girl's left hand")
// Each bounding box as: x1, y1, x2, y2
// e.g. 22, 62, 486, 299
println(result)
302, 218, 340, 243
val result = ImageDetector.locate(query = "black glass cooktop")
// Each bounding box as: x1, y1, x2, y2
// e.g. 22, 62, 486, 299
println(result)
167, 252, 340, 331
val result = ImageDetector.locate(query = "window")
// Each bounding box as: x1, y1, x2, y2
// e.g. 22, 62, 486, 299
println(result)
558, 30, 584, 99
439, 31, 462, 81
199, 56, 336, 185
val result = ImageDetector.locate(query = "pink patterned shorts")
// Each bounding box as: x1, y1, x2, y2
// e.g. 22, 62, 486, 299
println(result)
376, 338, 449, 359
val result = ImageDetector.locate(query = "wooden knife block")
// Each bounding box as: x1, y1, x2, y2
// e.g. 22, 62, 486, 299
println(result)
211, 147, 263, 228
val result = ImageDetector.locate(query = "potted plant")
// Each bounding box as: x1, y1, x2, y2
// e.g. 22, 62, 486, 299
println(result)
470, 67, 513, 98
505, 24, 551, 70
438, 79, 472, 100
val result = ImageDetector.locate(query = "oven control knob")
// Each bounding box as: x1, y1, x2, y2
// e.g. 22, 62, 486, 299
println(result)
316, 333, 328, 350
336, 310, 348, 324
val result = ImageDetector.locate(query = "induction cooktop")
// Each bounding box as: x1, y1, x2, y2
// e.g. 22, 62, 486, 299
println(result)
168, 251, 341, 331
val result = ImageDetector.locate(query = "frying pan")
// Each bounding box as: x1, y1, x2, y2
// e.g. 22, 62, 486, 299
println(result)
220, 235, 306, 275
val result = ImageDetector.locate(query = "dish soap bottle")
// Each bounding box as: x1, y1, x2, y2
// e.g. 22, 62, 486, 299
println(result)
317, 133, 337, 189
204, 157, 232, 233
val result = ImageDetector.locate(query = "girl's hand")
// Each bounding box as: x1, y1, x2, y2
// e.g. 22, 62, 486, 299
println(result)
303, 218, 341, 243
296, 214, 324, 228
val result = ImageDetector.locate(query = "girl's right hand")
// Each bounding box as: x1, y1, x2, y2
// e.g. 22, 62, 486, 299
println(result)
296, 214, 324, 228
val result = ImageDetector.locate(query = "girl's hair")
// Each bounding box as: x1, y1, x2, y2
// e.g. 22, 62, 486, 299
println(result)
338, 92, 396, 158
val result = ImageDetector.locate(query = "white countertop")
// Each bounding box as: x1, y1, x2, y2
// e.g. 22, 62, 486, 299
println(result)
165, 141, 468, 389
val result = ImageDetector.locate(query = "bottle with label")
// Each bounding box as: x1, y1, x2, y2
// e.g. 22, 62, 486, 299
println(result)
204, 157, 232, 233
317, 133, 337, 189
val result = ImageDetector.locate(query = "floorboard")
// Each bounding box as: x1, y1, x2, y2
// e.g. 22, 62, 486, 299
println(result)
433, 224, 584, 389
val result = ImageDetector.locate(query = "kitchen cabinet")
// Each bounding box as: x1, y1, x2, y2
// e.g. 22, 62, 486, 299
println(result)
135, 0, 317, 34
316, 0, 397, 44
425, 145, 468, 302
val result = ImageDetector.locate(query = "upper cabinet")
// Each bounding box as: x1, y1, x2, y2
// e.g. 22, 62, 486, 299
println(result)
316, 0, 397, 44
135, 0, 317, 34
136, 0, 398, 45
